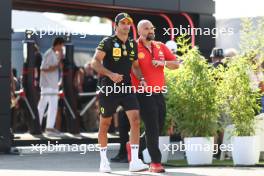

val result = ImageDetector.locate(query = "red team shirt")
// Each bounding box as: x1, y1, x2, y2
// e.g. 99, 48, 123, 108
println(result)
131, 39, 176, 92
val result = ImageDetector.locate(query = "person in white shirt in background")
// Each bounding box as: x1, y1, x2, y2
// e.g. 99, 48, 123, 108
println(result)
38, 37, 65, 136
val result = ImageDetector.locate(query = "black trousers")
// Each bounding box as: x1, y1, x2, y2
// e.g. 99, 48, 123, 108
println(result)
137, 93, 166, 163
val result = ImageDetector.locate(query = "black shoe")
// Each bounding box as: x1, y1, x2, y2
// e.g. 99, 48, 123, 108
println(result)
110, 154, 128, 163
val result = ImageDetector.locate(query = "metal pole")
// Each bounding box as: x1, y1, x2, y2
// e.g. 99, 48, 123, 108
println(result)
80, 97, 97, 117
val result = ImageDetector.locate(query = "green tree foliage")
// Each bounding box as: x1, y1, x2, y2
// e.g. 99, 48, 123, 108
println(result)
216, 56, 260, 136
216, 17, 264, 136
165, 36, 219, 137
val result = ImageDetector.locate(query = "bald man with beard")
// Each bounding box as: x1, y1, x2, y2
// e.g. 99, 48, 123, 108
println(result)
130, 20, 180, 173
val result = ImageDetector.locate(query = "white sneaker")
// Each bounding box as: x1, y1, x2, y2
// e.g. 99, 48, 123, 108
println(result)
129, 159, 149, 172
45, 128, 62, 137
99, 159, 111, 173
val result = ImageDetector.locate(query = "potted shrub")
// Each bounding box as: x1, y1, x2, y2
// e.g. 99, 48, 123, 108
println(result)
165, 36, 220, 165
217, 55, 261, 165
217, 17, 264, 165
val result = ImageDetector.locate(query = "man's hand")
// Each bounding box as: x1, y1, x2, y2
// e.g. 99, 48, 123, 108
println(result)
41, 64, 59, 72
164, 60, 180, 70
152, 60, 165, 67
109, 72, 123, 83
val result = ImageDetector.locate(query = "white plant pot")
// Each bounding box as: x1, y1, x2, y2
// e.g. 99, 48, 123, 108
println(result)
184, 137, 214, 165
231, 136, 260, 165
143, 136, 170, 163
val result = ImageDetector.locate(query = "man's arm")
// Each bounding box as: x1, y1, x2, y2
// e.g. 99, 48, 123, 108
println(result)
58, 60, 64, 87
152, 60, 179, 70
132, 60, 147, 86
132, 60, 143, 80
152, 43, 180, 70
165, 60, 180, 70
74, 68, 84, 92
91, 49, 123, 83
41, 64, 59, 72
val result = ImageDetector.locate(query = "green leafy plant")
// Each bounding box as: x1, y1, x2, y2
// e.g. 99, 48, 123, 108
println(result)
165, 36, 219, 137
216, 17, 264, 136
240, 17, 264, 56
216, 56, 260, 136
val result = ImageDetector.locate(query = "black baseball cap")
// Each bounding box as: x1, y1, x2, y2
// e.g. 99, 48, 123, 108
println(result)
115, 12, 133, 24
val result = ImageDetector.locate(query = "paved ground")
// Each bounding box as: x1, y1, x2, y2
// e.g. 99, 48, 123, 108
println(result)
0, 149, 264, 176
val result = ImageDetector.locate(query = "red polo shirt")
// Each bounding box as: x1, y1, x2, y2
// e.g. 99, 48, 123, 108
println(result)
131, 40, 176, 92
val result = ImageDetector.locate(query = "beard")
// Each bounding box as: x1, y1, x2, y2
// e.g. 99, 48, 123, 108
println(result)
146, 33, 155, 41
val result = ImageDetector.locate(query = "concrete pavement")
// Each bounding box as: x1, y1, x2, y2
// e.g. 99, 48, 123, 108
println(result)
0, 148, 264, 176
